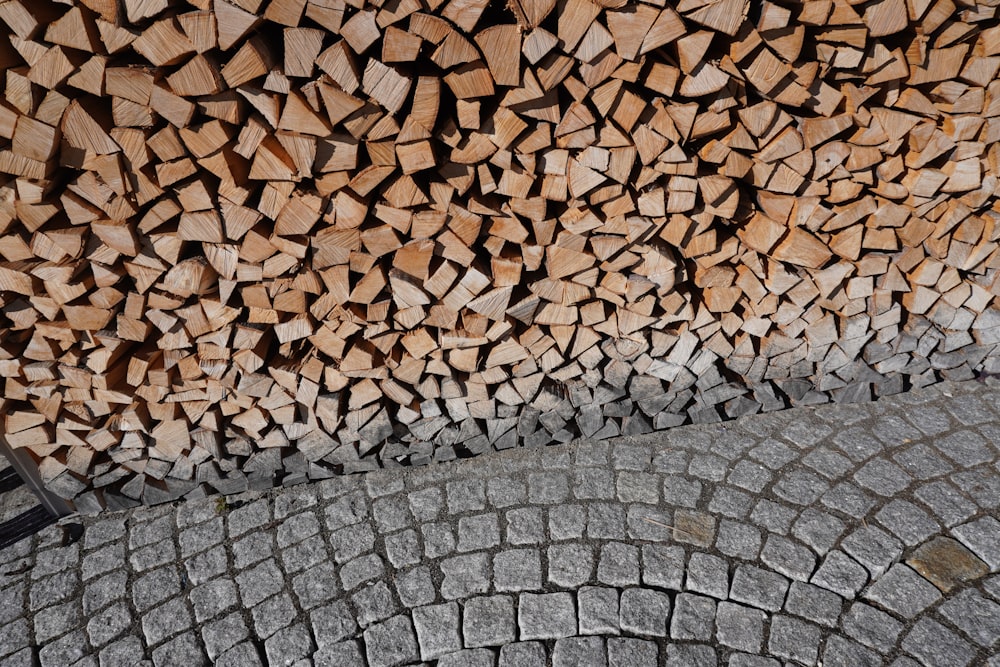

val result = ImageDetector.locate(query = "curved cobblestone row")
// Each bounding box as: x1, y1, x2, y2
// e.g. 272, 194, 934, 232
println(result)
1, 380, 999, 666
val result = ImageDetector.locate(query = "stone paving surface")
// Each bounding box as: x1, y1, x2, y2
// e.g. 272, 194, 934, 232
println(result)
2, 379, 1000, 666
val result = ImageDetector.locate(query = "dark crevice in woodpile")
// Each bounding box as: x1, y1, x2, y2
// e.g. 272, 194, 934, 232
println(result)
0, 0, 998, 513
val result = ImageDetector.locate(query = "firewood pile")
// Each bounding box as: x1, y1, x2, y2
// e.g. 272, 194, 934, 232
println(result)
0, 0, 998, 511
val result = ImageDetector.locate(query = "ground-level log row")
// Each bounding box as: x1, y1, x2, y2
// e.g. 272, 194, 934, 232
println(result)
0, 0, 999, 511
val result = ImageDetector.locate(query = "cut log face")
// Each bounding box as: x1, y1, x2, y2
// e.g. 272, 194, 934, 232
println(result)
0, 0, 998, 510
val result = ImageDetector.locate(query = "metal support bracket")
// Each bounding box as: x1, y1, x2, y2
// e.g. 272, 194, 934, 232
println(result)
0, 436, 73, 518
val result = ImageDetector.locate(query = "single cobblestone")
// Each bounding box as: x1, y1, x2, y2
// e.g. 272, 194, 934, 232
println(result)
83, 571, 126, 615
716, 519, 762, 560
575, 468, 614, 500
841, 602, 904, 653
190, 578, 239, 622
311, 599, 357, 648
518, 592, 577, 640
408, 487, 443, 521
236, 559, 285, 607
98, 636, 146, 667
464, 596, 515, 648
751, 499, 797, 535
901, 617, 977, 667
689, 453, 728, 482
232, 531, 273, 569
619, 588, 670, 637
38, 629, 89, 667
662, 476, 702, 508
664, 643, 716, 666
792, 508, 846, 555
802, 447, 853, 479
626, 505, 673, 542
251, 591, 296, 638
607, 637, 658, 666
822, 482, 876, 517
811, 551, 869, 598
727, 460, 771, 493
438, 648, 495, 667
642, 544, 684, 590
708, 486, 752, 519
494, 549, 541, 592
785, 580, 842, 628
281, 532, 327, 573
341, 553, 385, 590
353, 581, 399, 627
315, 640, 365, 667
774, 467, 828, 505
151, 632, 204, 666
83, 519, 126, 550
292, 561, 339, 609
841, 526, 904, 579
914, 480, 978, 526
202, 613, 249, 660
440, 553, 490, 599
325, 491, 369, 531
185, 545, 227, 586
892, 444, 954, 480
716, 601, 765, 653
760, 535, 816, 582
373, 496, 412, 534
141, 597, 191, 646
617, 472, 658, 504
597, 542, 640, 587
578, 586, 619, 635
505, 507, 544, 544
855, 458, 913, 496
413, 602, 462, 659
179, 516, 225, 556
822, 634, 882, 667
447, 479, 486, 514
670, 593, 715, 641
939, 429, 994, 466
953, 516, 1000, 569
487, 478, 525, 509
549, 504, 586, 540
863, 563, 942, 618
686, 552, 729, 599
457, 513, 500, 552
364, 614, 419, 667
395, 566, 436, 607
553, 636, 606, 667
528, 472, 569, 504
768, 615, 821, 665
498, 641, 546, 667
265, 623, 315, 666
588, 503, 627, 540
549, 543, 594, 588
730, 565, 789, 612
81, 543, 124, 581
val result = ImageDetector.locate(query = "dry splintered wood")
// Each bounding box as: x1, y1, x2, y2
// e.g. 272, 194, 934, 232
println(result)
1, 0, 1000, 511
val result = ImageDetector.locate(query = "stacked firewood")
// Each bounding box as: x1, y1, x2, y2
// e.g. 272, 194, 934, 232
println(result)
0, 0, 998, 511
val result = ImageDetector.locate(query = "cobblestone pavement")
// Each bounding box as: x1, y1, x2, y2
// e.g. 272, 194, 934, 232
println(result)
2, 380, 1000, 666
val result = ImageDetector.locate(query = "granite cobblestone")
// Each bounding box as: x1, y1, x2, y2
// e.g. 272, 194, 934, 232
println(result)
2, 380, 999, 665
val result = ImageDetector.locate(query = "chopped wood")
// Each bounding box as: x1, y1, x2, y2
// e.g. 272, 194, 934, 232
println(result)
0, 0, 997, 511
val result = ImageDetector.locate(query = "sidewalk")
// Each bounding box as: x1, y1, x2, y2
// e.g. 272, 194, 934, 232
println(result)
1, 379, 999, 666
